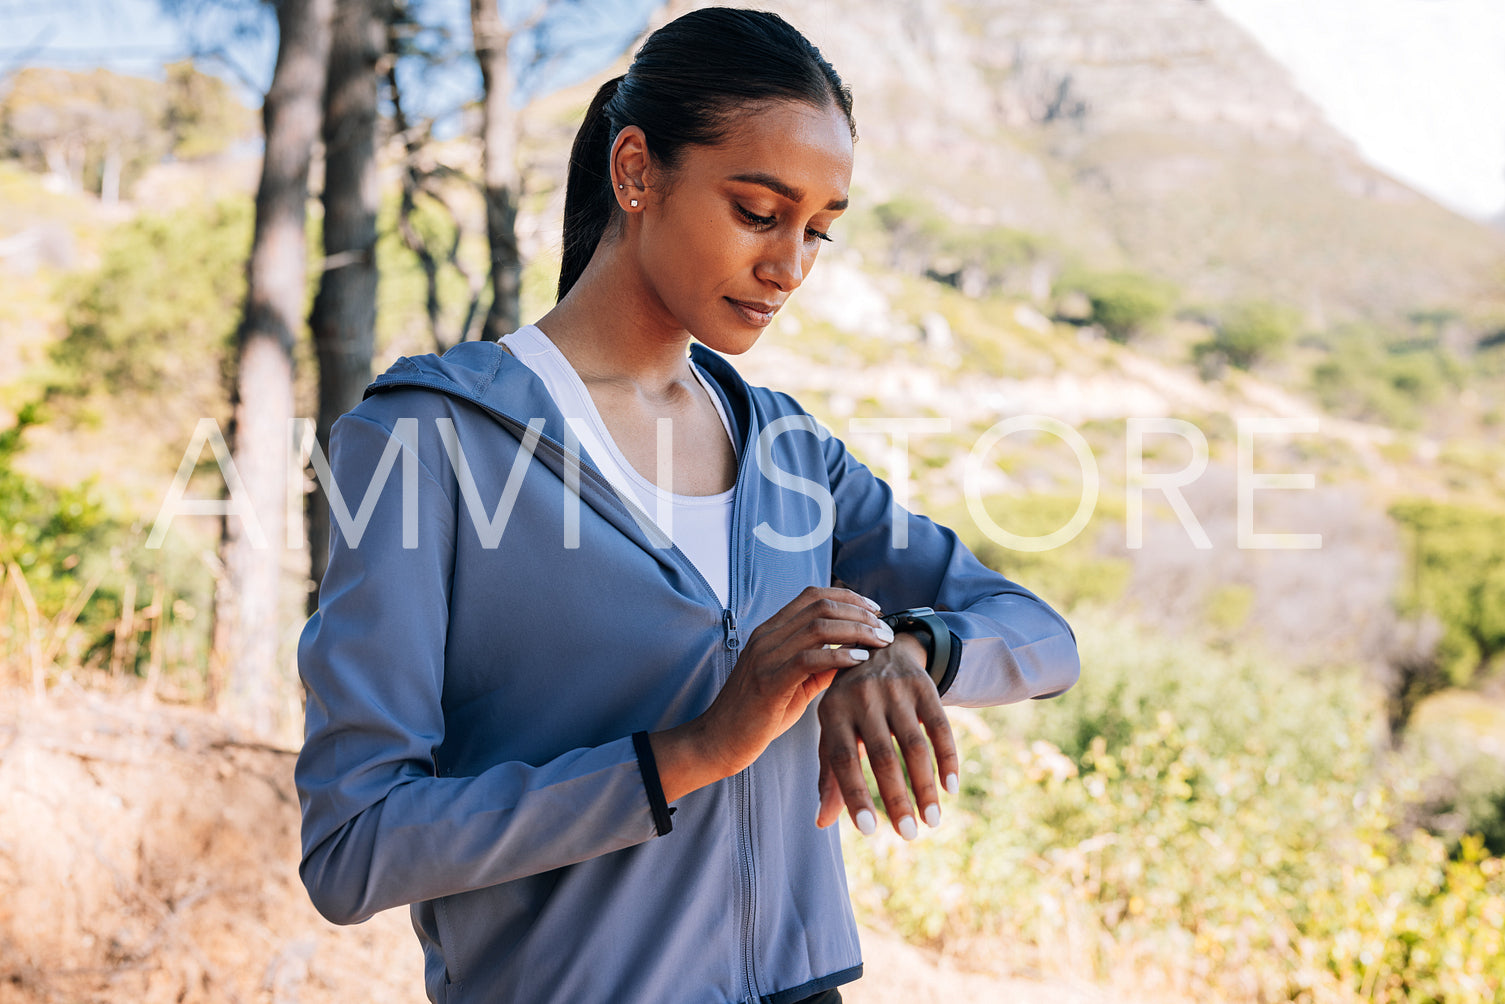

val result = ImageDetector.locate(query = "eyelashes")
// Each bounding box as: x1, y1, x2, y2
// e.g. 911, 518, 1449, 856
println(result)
736, 204, 775, 228
735, 204, 834, 243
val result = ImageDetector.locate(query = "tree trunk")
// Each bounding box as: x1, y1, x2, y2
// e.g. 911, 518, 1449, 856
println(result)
307, 0, 390, 610
212, 0, 334, 738
470, 0, 521, 341
100, 143, 121, 204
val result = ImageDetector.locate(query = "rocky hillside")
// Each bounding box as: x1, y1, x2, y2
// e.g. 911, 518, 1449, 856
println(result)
722, 0, 1505, 322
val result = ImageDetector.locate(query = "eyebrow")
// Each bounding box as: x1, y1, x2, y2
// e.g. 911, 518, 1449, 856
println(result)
728, 172, 849, 211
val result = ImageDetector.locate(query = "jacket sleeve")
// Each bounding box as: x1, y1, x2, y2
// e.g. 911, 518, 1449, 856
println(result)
823, 429, 1080, 708
295, 406, 663, 927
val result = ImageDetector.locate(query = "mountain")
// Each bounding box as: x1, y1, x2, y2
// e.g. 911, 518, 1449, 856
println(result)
742, 0, 1505, 323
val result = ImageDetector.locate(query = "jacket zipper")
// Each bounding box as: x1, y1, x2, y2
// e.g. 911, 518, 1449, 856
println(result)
722, 609, 739, 650
471, 382, 766, 1003
722, 429, 760, 1004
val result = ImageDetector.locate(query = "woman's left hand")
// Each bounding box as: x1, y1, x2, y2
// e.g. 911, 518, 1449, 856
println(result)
815, 634, 959, 839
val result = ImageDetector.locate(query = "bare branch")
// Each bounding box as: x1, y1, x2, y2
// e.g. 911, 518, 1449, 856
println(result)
190, 44, 267, 98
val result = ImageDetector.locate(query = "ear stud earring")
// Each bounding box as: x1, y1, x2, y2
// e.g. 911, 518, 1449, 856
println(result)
630, 199, 639, 207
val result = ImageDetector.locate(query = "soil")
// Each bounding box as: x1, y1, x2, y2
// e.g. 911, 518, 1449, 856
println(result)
0, 688, 1137, 1003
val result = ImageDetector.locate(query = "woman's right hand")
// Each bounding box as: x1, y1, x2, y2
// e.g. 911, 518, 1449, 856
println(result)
650, 586, 894, 802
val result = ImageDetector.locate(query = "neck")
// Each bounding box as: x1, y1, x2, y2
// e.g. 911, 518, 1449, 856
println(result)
535, 239, 693, 394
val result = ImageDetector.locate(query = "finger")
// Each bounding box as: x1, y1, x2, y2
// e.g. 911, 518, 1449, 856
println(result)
794, 616, 893, 653
891, 701, 943, 830
857, 714, 919, 840
757, 589, 886, 648
749, 646, 866, 709
749, 613, 891, 689
819, 723, 877, 836
816, 759, 843, 828
919, 690, 961, 805
802, 666, 841, 705
818, 585, 883, 615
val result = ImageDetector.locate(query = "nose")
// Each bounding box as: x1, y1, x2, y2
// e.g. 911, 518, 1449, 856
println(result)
755, 233, 808, 292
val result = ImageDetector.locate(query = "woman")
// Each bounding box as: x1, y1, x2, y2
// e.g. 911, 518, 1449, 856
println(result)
295, 8, 1079, 1003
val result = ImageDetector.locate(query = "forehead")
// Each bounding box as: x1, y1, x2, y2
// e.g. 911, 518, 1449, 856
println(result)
688, 100, 854, 202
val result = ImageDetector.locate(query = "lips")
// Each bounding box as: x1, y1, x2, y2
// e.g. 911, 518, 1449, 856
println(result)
726, 297, 782, 326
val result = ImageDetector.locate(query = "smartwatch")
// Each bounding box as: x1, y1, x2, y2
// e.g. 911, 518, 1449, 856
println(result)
880, 607, 962, 696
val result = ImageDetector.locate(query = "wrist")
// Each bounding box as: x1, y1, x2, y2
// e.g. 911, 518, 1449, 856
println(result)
649, 717, 735, 803
881, 606, 961, 694
889, 631, 928, 672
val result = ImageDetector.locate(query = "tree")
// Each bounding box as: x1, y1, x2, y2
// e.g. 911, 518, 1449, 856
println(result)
0, 67, 168, 201
471, 0, 523, 340
186, 0, 663, 720
0, 63, 253, 198
470, 0, 665, 330
386, 0, 488, 352
164, 59, 257, 159
379, 0, 662, 353
213, 0, 334, 737
306, 0, 392, 606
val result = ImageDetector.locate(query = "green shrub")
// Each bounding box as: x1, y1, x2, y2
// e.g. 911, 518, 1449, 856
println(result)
844, 610, 1505, 1002
1389, 500, 1505, 689
0, 403, 115, 615
1197, 300, 1300, 370
869, 196, 1047, 296
1308, 324, 1460, 429
51, 199, 252, 402
1060, 270, 1177, 342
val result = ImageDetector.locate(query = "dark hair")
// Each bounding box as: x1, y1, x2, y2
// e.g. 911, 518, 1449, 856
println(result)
557, 7, 855, 300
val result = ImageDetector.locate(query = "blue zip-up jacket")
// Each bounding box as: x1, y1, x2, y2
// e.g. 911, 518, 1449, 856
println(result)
295, 340, 1079, 1004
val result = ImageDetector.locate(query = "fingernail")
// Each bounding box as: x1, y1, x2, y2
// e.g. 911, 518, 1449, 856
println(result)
861, 596, 882, 611
924, 803, 941, 828
897, 815, 918, 841
945, 773, 959, 795
855, 809, 876, 835
874, 622, 895, 644
849, 648, 870, 661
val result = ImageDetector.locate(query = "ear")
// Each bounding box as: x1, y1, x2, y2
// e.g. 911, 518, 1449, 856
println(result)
610, 125, 651, 212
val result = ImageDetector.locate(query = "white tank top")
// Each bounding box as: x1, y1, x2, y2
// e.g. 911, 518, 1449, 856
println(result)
499, 325, 736, 608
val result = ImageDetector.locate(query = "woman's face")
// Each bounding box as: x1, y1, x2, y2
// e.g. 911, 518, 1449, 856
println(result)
629, 98, 854, 354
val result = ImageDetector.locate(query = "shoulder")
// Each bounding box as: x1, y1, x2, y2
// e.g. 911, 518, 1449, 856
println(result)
364, 342, 508, 407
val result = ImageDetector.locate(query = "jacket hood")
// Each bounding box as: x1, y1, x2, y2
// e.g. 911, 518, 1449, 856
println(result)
364, 339, 753, 452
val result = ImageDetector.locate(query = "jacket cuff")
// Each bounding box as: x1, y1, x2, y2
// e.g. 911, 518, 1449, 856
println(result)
935, 629, 963, 697
631, 731, 675, 836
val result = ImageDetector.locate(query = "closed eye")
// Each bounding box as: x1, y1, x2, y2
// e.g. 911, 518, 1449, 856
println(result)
737, 204, 835, 243
736, 204, 776, 229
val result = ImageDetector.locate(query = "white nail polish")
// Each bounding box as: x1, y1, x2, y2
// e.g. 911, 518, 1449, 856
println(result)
898, 815, 918, 841
874, 622, 895, 643
945, 773, 959, 795
849, 648, 870, 661
854, 809, 876, 835
924, 804, 941, 828
862, 596, 882, 612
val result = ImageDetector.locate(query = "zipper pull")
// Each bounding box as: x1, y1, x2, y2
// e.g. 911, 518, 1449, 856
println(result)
722, 608, 740, 651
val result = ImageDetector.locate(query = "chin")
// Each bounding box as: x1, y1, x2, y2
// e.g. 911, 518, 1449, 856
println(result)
694, 329, 763, 356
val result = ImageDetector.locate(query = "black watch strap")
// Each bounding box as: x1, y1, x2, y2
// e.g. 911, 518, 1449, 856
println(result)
881, 607, 962, 696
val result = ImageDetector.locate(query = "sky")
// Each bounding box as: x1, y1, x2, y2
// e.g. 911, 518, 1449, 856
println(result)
2, 0, 1503, 219
1212, 0, 1505, 220
0, 0, 657, 115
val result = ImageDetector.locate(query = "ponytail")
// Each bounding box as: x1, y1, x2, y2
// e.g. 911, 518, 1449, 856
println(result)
558, 75, 624, 301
